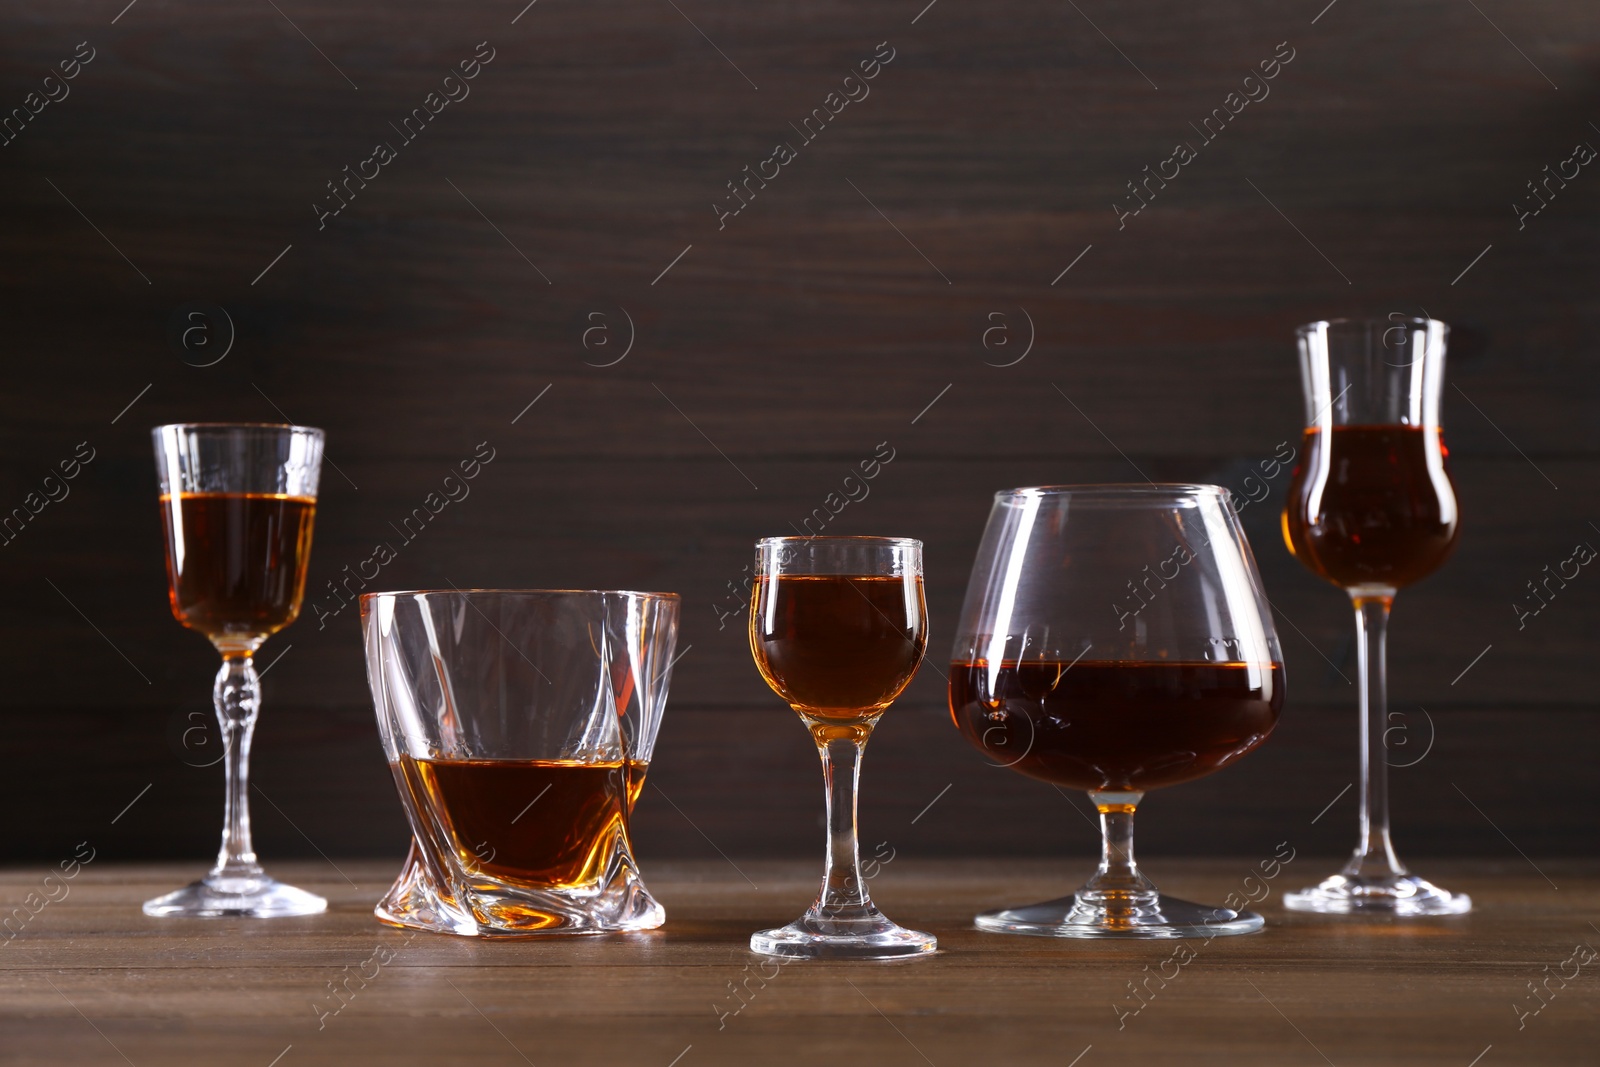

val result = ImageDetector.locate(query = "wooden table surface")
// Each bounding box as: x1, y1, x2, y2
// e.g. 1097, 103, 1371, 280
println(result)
2, 858, 1595, 1066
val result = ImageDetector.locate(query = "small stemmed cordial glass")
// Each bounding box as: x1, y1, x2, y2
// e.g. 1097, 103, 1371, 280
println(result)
748, 536, 936, 959
1282, 318, 1470, 915
949, 485, 1285, 937
145, 423, 327, 918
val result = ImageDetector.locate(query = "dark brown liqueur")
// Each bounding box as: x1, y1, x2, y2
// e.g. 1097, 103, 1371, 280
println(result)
949, 660, 1283, 792
1283, 425, 1459, 590
403, 757, 647, 888
160, 492, 316, 643
751, 574, 926, 721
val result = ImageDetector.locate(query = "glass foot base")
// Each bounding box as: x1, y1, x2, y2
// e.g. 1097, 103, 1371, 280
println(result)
975, 893, 1263, 939
1284, 872, 1471, 915
751, 911, 937, 959
143, 873, 328, 918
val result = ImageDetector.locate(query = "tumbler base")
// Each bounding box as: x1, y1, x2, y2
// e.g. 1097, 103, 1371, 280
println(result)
374, 846, 665, 938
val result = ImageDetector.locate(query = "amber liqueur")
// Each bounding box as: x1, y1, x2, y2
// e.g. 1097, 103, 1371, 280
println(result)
399, 757, 647, 888
949, 660, 1282, 792
1283, 424, 1459, 590
750, 574, 926, 722
159, 492, 316, 641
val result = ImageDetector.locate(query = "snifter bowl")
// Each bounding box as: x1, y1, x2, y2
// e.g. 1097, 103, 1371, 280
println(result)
361, 589, 679, 937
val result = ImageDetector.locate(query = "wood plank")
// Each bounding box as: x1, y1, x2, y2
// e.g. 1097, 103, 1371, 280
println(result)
4, 455, 1597, 859
0, 860, 1595, 1065
5, 458, 1596, 710
1, 0, 1597, 865
6, 701, 1595, 862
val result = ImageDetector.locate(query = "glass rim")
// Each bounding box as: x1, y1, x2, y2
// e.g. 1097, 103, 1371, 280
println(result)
1295, 316, 1446, 335
359, 588, 680, 602
152, 421, 324, 436
755, 535, 921, 548
994, 483, 1227, 500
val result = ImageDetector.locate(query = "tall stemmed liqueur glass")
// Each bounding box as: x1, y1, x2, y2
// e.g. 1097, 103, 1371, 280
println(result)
950, 485, 1284, 937
145, 423, 327, 918
1282, 317, 1469, 915
748, 536, 936, 959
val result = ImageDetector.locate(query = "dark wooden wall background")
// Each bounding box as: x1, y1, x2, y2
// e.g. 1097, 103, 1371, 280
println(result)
2, 0, 1596, 875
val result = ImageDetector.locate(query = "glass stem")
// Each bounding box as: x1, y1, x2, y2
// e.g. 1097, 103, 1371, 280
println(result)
1348, 592, 1405, 880
211, 652, 264, 881
1080, 791, 1156, 904
811, 727, 874, 921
